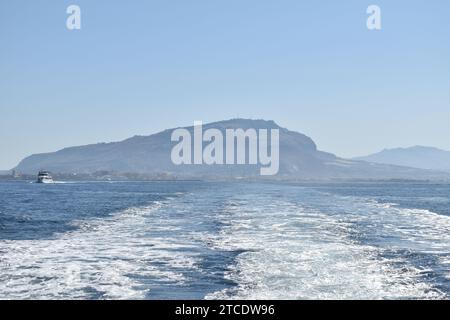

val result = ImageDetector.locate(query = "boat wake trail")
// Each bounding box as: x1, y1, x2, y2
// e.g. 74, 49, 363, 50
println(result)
205, 186, 449, 299
1, 182, 449, 299
0, 199, 198, 299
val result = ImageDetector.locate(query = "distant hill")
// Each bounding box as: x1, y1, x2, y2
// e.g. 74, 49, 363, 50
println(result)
14, 119, 450, 180
354, 146, 450, 172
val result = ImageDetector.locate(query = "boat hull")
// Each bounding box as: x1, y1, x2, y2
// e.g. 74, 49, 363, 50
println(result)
36, 178, 54, 184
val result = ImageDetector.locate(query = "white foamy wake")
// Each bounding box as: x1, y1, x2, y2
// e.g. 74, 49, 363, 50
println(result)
2, 183, 449, 300
0, 199, 199, 299
205, 187, 449, 300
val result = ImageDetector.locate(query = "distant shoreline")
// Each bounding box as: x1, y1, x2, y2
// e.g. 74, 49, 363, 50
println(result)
1, 175, 449, 184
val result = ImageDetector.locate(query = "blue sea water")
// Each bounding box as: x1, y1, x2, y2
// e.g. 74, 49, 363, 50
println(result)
0, 180, 449, 299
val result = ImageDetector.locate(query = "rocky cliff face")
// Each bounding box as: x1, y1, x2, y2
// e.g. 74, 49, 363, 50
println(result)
14, 119, 450, 180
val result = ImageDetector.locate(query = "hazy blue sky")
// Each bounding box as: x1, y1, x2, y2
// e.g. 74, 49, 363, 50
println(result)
1, 0, 449, 169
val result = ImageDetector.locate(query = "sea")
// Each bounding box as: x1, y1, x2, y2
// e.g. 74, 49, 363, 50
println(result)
0, 180, 449, 300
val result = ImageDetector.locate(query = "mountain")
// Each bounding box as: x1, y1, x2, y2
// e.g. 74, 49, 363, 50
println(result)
355, 146, 450, 172
14, 119, 450, 180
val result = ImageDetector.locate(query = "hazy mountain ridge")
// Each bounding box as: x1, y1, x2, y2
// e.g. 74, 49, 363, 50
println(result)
355, 146, 450, 172
14, 119, 450, 180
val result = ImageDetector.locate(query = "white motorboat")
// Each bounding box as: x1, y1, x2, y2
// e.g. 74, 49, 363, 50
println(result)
36, 171, 54, 184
